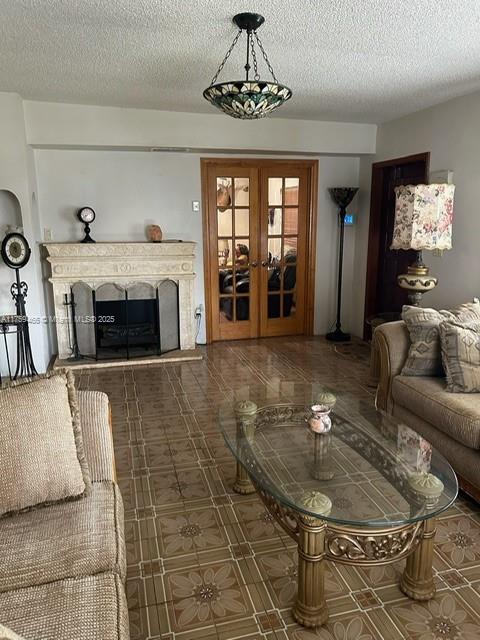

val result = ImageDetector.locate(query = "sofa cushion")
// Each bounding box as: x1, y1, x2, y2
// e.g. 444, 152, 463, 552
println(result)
0, 482, 125, 593
0, 369, 91, 517
78, 390, 115, 482
0, 624, 24, 640
401, 306, 455, 376
440, 320, 480, 393
392, 375, 480, 449
0, 574, 129, 640
401, 300, 480, 377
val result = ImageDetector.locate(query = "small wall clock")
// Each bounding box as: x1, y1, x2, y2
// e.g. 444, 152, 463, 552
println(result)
1, 232, 31, 269
77, 206, 96, 243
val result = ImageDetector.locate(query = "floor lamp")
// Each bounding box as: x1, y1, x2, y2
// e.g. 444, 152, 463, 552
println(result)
326, 187, 358, 342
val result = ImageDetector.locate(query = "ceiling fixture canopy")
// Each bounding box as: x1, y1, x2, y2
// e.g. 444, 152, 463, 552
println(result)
203, 12, 292, 119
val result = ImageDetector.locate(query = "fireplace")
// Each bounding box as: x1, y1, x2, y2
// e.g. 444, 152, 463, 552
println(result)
43, 242, 197, 362
70, 281, 179, 360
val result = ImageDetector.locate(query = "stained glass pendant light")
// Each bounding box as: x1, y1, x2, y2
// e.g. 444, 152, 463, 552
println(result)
203, 13, 292, 119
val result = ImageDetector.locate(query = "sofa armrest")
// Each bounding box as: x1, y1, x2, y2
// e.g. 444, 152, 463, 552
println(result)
78, 390, 116, 482
373, 321, 410, 413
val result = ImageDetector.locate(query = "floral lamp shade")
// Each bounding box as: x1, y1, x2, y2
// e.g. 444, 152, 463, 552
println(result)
391, 183, 455, 251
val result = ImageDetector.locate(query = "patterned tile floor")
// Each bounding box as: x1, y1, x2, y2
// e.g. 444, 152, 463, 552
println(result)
77, 336, 480, 640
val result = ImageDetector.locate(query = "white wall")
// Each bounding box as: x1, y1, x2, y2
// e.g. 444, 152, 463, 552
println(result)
352, 88, 480, 337
0, 93, 49, 376
35, 149, 360, 344
315, 157, 360, 335
25, 101, 376, 156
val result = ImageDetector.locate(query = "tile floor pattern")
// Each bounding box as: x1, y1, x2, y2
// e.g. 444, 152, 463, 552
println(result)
77, 337, 480, 640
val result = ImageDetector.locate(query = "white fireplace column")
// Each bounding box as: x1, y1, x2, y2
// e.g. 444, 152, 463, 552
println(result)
43, 242, 197, 360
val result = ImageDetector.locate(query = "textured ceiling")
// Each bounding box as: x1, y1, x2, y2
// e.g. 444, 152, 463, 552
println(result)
1, 0, 480, 123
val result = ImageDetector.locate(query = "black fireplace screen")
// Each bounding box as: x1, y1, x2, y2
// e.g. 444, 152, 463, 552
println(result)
69, 281, 179, 360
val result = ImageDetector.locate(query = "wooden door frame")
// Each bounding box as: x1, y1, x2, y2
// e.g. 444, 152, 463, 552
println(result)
363, 152, 430, 339
201, 158, 318, 344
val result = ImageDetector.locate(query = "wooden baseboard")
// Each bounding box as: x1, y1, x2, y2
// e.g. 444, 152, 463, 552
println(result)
458, 475, 480, 504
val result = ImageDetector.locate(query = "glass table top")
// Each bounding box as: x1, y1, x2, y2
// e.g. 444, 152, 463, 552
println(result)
219, 383, 458, 527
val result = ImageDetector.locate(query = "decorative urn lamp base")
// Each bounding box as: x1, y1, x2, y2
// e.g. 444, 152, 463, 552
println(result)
397, 252, 438, 306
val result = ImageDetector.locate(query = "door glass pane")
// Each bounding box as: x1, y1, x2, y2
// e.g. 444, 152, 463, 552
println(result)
285, 178, 299, 205
235, 210, 249, 236
268, 178, 283, 206
220, 271, 235, 294
268, 207, 282, 235
218, 209, 232, 236
284, 237, 297, 260
283, 292, 296, 318
218, 239, 232, 267
234, 240, 250, 270
217, 177, 232, 210
216, 174, 252, 332
268, 238, 282, 265
220, 297, 234, 322
236, 296, 249, 321
283, 262, 297, 291
268, 294, 281, 318
284, 208, 298, 235
234, 178, 249, 206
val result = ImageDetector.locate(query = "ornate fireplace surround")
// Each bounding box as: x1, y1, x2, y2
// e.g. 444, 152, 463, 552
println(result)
43, 242, 197, 361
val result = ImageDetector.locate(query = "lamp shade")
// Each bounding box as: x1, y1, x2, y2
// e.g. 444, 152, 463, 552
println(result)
391, 183, 455, 251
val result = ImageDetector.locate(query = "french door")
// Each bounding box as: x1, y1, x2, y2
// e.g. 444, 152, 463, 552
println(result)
202, 159, 317, 342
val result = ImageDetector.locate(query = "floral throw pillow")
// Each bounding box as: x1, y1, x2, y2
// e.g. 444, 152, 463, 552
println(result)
440, 320, 480, 392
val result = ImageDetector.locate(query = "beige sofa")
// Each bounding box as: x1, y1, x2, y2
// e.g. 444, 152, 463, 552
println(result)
375, 321, 480, 500
0, 391, 129, 640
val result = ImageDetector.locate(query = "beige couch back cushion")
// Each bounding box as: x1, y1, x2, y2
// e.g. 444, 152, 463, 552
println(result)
0, 370, 91, 517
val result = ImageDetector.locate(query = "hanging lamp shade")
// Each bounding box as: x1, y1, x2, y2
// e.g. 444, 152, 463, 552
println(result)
203, 13, 292, 119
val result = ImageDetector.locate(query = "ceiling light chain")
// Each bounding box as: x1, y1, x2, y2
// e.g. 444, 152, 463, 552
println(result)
249, 31, 260, 82
253, 31, 278, 84
209, 29, 242, 86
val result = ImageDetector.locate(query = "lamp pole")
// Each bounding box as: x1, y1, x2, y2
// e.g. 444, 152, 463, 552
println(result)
326, 188, 358, 343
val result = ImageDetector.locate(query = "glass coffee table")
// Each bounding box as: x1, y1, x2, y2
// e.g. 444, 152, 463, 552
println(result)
219, 383, 458, 628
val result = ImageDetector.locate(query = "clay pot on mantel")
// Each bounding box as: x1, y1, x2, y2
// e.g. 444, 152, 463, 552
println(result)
148, 225, 163, 242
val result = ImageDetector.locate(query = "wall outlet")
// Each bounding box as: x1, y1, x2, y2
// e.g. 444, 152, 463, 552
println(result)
192, 200, 200, 212
43, 228, 52, 241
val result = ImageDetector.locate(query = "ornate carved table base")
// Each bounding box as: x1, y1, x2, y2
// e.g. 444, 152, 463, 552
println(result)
233, 473, 438, 628
231, 403, 443, 628
399, 517, 436, 600
233, 401, 257, 495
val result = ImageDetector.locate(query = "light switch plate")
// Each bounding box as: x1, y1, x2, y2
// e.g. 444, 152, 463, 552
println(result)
192, 200, 200, 212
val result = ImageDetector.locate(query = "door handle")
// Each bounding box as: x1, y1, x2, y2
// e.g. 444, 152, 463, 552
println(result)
249, 261, 258, 268
261, 260, 269, 267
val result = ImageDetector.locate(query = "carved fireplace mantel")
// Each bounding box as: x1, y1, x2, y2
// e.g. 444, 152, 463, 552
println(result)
43, 242, 197, 359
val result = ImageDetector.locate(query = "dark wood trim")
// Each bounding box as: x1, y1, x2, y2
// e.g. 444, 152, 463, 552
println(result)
200, 158, 318, 343
458, 475, 480, 505
368, 153, 431, 170
200, 159, 214, 344
363, 152, 430, 339
305, 160, 318, 335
